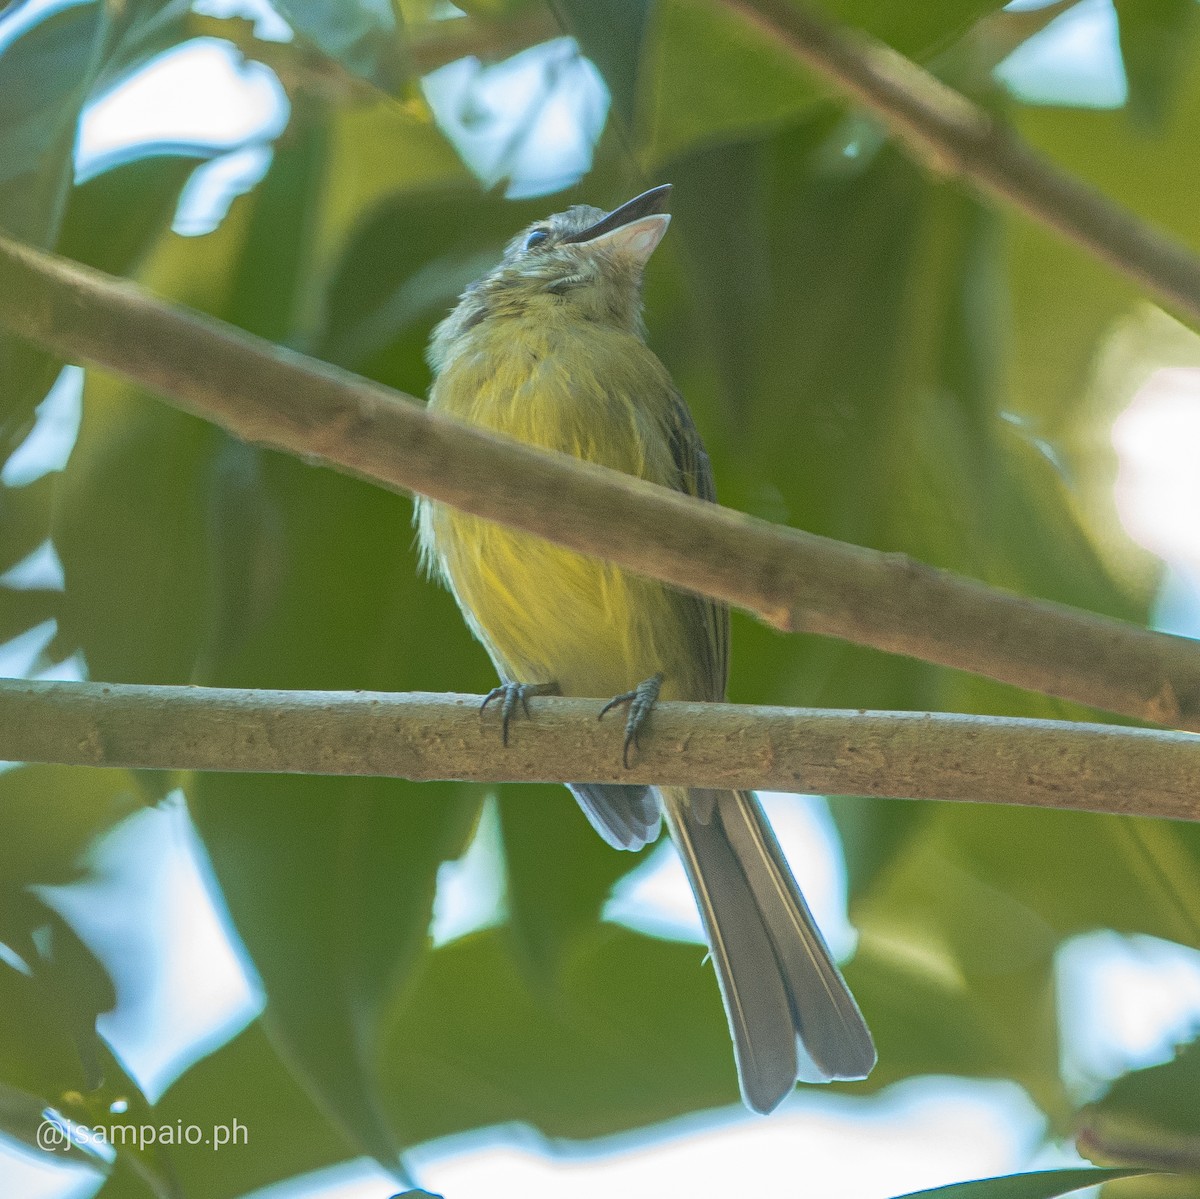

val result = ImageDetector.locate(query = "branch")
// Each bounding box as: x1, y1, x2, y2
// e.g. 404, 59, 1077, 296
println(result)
1, 236, 1199, 731
182, 9, 559, 103
1076, 1122, 1200, 1176
723, 0, 1200, 329
2, 680, 1198, 820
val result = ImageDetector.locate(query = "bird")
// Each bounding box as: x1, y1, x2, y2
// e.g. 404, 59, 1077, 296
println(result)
415, 184, 875, 1112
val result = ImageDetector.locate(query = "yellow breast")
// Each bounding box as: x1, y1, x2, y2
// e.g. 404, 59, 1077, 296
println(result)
416, 315, 704, 700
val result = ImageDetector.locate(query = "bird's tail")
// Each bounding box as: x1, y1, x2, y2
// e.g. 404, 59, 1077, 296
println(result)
660, 787, 875, 1113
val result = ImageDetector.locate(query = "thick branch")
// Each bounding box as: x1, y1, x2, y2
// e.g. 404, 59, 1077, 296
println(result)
1, 680, 1198, 820
1, 237, 1199, 731
725, 0, 1200, 328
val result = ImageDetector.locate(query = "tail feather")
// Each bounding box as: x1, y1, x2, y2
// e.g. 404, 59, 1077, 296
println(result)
569, 782, 661, 851
662, 787, 875, 1112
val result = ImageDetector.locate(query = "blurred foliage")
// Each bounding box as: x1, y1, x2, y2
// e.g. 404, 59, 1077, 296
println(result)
1, 0, 1200, 1195
1078, 1038, 1200, 1170
893, 1167, 1153, 1199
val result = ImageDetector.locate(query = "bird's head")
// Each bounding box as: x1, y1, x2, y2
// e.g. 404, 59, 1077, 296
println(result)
430, 185, 672, 368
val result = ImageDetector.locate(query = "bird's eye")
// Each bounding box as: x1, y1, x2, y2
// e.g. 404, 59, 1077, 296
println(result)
524, 229, 550, 250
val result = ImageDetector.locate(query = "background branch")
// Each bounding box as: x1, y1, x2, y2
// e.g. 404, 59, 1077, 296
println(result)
183, 8, 559, 103
1, 680, 1198, 821
1, 236, 1199, 732
724, 0, 1200, 329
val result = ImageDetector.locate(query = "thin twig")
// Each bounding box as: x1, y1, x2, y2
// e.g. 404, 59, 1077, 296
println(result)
1, 236, 1199, 731
723, 0, 1200, 329
2, 680, 1198, 819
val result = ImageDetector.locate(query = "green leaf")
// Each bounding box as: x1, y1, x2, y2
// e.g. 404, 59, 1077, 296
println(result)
189, 404, 482, 1184
663, 136, 774, 427
1013, 46, 1200, 265
0, 765, 138, 1125
272, 0, 410, 96
0, 3, 104, 245
645, 0, 818, 164
818, 0, 1001, 58
1077, 1037, 1200, 1172
52, 378, 219, 689
146, 1021, 362, 1199
840, 802, 1200, 1118
59, 152, 212, 279
318, 184, 511, 383
0, 764, 140, 889
0, 894, 165, 1189
554, 0, 652, 132
499, 783, 648, 982
0, 474, 57, 578
0, 2, 105, 455
653, 111, 1148, 726
1114, 0, 1199, 131
0, 911, 110, 1102
889, 1167, 1152, 1199
0, 1080, 111, 1173
382, 926, 740, 1142
642, 0, 1004, 165
193, 773, 479, 1176
0, 1, 195, 456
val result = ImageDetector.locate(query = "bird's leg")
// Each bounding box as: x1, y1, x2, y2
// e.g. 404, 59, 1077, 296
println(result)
598, 673, 663, 769
481, 681, 559, 746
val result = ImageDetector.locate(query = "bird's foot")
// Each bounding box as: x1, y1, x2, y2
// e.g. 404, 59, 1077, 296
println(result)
598, 673, 663, 768
481, 681, 558, 746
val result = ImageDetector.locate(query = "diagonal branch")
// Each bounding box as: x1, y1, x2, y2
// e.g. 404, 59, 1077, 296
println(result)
1, 235, 1199, 731
723, 0, 1200, 328
2, 679, 1198, 820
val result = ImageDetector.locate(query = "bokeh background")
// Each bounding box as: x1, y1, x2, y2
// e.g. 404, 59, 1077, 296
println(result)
2, 0, 1200, 1195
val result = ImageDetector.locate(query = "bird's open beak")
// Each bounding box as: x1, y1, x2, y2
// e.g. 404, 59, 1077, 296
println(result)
559, 184, 672, 267
560, 184, 672, 246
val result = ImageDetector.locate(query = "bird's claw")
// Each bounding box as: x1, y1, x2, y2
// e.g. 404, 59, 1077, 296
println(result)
598, 673, 662, 768
481, 681, 557, 746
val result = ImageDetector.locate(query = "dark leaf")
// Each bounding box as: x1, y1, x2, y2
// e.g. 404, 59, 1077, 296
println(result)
499, 783, 648, 982
59, 152, 212, 278
1077, 1037, 1200, 1172
0, 2, 105, 453
1115, 0, 1199, 131
0, 3, 103, 245
889, 1168, 1152, 1199
552, 0, 651, 133
382, 927, 740, 1142
272, 0, 410, 95
193, 773, 479, 1177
